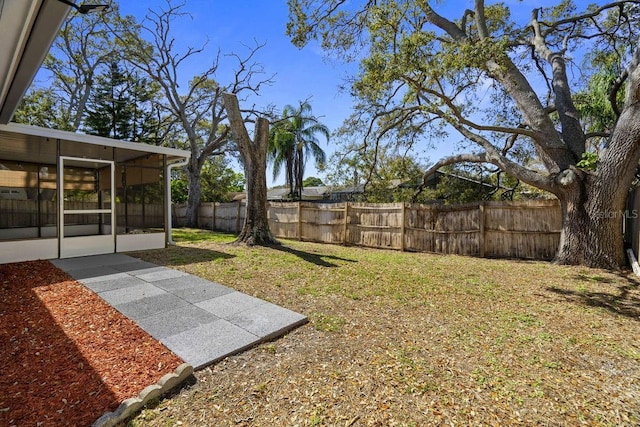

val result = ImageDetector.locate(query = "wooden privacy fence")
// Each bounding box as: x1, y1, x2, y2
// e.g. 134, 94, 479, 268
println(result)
175, 200, 562, 260
173, 202, 247, 233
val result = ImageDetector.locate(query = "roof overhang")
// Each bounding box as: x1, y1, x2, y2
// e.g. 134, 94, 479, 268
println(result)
0, 0, 71, 124
0, 123, 191, 165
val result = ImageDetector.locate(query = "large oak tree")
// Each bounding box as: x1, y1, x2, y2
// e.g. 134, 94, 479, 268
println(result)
288, 0, 640, 269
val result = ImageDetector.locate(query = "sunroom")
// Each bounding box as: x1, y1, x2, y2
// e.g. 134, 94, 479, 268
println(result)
0, 0, 190, 264
0, 123, 189, 263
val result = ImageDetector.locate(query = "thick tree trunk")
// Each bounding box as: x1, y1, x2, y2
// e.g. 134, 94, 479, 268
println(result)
556, 92, 640, 269
237, 129, 276, 245
223, 93, 278, 246
185, 164, 201, 228
555, 181, 626, 269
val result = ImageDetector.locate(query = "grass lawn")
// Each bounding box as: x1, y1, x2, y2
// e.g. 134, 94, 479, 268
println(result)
128, 228, 639, 426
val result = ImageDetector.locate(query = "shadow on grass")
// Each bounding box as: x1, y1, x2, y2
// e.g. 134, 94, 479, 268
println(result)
135, 246, 235, 267
572, 273, 617, 284
546, 274, 640, 321
269, 244, 357, 268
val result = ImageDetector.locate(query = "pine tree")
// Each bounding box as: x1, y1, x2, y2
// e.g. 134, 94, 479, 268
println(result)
84, 61, 159, 142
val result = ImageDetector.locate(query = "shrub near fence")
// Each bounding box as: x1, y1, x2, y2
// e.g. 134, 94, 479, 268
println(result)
173, 199, 562, 260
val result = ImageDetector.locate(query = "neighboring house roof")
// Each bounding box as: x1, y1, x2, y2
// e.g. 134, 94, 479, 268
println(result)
301, 186, 330, 199
266, 186, 330, 201
0, 0, 70, 124
330, 184, 365, 195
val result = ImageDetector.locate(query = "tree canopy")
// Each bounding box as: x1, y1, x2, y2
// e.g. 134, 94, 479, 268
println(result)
287, 0, 640, 268
83, 61, 160, 142
17, 1, 274, 230
171, 156, 245, 203
14, 3, 128, 130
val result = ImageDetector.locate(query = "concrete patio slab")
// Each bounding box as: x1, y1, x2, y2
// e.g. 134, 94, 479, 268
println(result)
122, 266, 170, 277
111, 260, 162, 273
99, 283, 167, 306
162, 319, 259, 369
83, 275, 149, 293
151, 274, 216, 292
51, 253, 307, 370
114, 293, 190, 319
64, 265, 125, 281
135, 305, 220, 340
171, 282, 234, 303
135, 268, 188, 282
196, 291, 267, 319
53, 253, 136, 270
226, 302, 310, 338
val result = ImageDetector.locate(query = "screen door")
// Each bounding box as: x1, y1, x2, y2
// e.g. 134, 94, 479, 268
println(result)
58, 156, 115, 258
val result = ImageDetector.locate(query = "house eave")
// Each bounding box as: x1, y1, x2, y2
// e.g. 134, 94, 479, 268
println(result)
0, 123, 191, 164
0, 0, 70, 124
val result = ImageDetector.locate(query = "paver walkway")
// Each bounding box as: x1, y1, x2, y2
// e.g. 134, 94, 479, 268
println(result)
52, 253, 307, 369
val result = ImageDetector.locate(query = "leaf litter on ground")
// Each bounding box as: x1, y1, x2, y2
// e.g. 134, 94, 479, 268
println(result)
126, 230, 639, 426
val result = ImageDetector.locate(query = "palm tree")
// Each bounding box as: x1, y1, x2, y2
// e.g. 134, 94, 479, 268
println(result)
269, 120, 296, 198
268, 101, 329, 200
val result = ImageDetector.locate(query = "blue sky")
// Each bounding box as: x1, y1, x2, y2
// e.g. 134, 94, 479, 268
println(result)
70, 0, 605, 187
118, 0, 357, 187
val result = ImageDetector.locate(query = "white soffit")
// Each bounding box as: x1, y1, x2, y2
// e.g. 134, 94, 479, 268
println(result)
0, 123, 191, 164
0, 0, 70, 124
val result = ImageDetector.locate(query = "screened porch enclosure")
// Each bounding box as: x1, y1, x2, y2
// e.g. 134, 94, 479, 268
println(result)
0, 123, 189, 263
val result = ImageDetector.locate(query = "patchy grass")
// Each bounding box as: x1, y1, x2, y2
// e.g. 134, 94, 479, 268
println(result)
169, 228, 236, 244
128, 229, 640, 427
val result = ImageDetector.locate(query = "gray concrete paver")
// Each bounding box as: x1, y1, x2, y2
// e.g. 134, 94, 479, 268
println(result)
161, 319, 258, 370
83, 275, 149, 293
152, 275, 219, 292
171, 282, 234, 303
114, 293, 190, 320
196, 291, 267, 319
135, 305, 220, 340
98, 283, 167, 305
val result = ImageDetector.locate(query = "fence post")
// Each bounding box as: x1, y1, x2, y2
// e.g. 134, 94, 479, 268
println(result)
297, 202, 302, 241
208, 202, 213, 230
236, 201, 242, 233
343, 202, 350, 245
479, 203, 485, 257
400, 202, 406, 251
212, 202, 216, 231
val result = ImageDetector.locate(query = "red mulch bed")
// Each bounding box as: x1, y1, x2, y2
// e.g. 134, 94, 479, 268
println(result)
0, 260, 183, 427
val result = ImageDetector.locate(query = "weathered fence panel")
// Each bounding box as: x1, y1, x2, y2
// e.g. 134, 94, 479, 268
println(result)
483, 200, 561, 259
300, 202, 346, 244
405, 204, 481, 256
117, 203, 164, 229
172, 204, 187, 228
0, 199, 40, 228
346, 203, 404, 249
269, 202, 299, 239
174, 201, 246, 233
1, 201, 164, 229
171, 199, 563, 260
